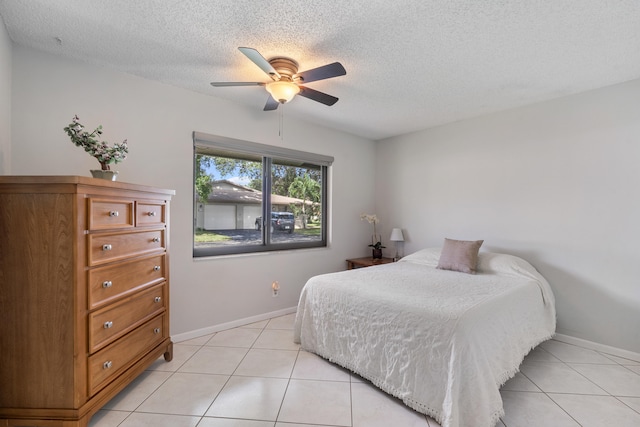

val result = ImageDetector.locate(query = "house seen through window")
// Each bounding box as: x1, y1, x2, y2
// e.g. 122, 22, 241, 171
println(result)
193, 132, 333, 257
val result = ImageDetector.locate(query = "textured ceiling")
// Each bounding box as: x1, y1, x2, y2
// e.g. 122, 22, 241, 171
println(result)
2, 0, 640, 140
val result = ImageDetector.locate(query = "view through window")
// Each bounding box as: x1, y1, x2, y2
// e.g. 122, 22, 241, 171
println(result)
193, 132, 332, 257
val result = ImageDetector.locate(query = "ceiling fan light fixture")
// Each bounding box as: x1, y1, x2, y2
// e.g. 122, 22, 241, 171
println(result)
211, 47, 346, 110
265, 81, 300, 104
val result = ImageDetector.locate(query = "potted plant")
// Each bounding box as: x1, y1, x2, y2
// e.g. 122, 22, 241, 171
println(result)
63, 115, 128, 180
361, 213, 386, 258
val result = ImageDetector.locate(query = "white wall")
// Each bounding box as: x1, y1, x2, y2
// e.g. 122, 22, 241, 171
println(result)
12, 44, 637, 354
0, 15, 11, 174
10, 46, 377, 336
376, 79, 640, 353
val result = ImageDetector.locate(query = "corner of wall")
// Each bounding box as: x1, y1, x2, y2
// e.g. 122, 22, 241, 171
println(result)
0, 13, 12, 175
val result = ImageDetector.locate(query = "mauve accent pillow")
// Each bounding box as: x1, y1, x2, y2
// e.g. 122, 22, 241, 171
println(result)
436, 238, 484, 274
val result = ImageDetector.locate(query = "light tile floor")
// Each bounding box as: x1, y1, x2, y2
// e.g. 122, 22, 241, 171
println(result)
89, 313, 640, 427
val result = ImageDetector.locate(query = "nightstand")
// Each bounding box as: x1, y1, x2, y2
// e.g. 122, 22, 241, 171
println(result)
346, 256, 394, 270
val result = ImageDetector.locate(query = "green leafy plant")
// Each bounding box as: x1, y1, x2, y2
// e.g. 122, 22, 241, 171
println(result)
64, 115, 128, 170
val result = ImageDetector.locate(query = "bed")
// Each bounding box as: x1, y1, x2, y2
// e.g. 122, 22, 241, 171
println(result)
293, 248, 556, 427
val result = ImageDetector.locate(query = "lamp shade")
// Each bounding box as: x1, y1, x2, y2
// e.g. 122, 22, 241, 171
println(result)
390, 228, 404, 242
265, 81, 300, 104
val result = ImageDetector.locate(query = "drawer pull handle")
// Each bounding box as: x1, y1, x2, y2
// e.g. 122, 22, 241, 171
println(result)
153, 265, 161, 271
109, 211, 119, 217
103, 360, 113, 369
154, 296, 162, 303
147, 211, 157, 217
153, 328, 161, 334
103, 321, 113, 329
102, 280, 113, 288
102, 244, 112, 251
152, 237, 160, 243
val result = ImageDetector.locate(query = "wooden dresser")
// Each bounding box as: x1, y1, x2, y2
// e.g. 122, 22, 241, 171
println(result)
0, 176, 175, 427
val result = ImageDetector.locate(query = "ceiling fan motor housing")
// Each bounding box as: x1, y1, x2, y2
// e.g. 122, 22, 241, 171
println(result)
268, 57, 299, 81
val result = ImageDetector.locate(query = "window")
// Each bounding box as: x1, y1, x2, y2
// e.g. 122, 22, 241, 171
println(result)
193, 132, 333, 257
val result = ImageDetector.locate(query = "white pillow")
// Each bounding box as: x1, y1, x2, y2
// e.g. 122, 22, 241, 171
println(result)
398, 248, 441, 267
477, 251, 537, 276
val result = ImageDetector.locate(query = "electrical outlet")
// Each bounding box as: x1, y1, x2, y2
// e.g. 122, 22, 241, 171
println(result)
272, 281, 280, 297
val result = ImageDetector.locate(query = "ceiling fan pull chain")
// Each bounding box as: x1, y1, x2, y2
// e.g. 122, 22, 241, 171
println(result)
279, 106, 284, 141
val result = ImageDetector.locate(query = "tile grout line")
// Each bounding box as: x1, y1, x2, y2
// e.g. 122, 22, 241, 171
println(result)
272, 347, 301, 425
158, 322, 267, 425
542, 391, 583, 427
138, 340, 209, 417
349, 367, 354, 427
197, 320, 270, 424
515, 345, 591, 427
112, 334, 214, 426
524, 344, 622, 427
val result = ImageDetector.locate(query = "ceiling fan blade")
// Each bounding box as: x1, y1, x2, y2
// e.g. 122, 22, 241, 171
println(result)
264, 95, 280, 111
295, 62, 346, 84
238, 47, 281, 81
298, 86, 339, 106
210, 82, 265, 87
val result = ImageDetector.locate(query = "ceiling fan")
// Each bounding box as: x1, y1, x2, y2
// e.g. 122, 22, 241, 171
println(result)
211, 47, 346, 111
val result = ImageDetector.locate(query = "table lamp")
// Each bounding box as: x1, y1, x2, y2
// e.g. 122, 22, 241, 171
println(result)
390, 228, 404, 261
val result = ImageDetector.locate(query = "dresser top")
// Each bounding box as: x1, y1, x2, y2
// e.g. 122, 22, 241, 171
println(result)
0, 175, 175, 196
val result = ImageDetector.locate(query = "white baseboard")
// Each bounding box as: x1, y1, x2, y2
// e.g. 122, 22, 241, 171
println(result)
172, 306, 297, 343
554, 333, 640, 363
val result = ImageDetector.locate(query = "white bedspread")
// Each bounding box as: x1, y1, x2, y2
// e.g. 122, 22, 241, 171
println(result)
294, 249, 556, 427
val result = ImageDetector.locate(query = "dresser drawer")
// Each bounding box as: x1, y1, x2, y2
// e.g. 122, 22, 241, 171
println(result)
136, 200, 167, 227
88, 314, 166, 395
88, 229, 165, 266
88, 198, 135, 230
89, 283, 166, 353
88, 254, 165, 310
